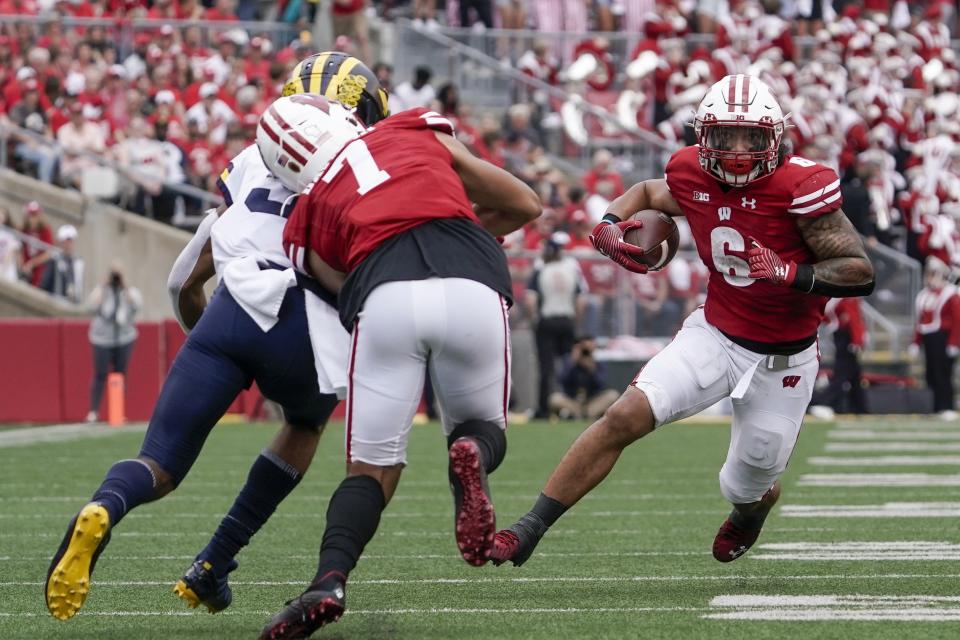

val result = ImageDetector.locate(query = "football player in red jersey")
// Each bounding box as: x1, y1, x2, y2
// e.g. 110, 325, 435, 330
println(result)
491, 74, 875, 567
254, 95, 540, 639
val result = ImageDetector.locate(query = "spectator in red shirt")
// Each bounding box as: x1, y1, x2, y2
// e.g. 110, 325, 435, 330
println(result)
912, 257, 960, 419
204, 0, 238, 21
19, 200, 53, 286
331, 0, 371, 65
565, 209, 594, 253
809, 298, 868, 418
582, 149, 625, 199
243, 37, 272, 85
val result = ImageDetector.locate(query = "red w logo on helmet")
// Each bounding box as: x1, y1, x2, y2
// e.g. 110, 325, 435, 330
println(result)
782, 375, 801, 388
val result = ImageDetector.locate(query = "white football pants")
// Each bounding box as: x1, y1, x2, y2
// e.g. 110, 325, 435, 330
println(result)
633, 308, 819, 504
345, 278, 511, 466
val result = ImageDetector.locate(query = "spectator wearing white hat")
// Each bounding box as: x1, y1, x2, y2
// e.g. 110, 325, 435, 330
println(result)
40, 224, 84, 303
184, 82, 236, 145
57, 102, 107, 187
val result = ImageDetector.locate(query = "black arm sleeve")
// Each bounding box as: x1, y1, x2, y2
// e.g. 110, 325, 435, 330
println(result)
790, 263, 876, 298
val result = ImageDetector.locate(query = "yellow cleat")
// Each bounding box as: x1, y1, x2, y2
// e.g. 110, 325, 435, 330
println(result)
45, 503, 111, 620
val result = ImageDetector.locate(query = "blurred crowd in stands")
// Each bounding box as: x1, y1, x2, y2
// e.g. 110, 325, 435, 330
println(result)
0, 0, 958, 340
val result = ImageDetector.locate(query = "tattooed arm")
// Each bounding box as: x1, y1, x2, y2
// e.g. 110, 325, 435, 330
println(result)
747, 209, 875, 297
795, 209, 875, 296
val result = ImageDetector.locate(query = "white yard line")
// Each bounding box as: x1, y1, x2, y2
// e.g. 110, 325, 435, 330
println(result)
781, 502, 960, 518
827, 431, 960, 441
808, 455, 960, 466
5, 574, 960, 588
705, 594, 960, 621
797, 473, 960, 487
751, 541, 960, 561
824, 442, 960, 452
0, 423, 146, 448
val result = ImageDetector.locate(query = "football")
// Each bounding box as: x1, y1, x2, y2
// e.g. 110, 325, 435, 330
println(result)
621, 209, 680, 271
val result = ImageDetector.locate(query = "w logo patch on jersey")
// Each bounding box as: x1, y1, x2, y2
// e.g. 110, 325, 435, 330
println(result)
782, 375, 801, 389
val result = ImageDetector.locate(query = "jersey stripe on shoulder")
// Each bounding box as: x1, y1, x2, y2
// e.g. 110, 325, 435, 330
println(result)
788, 178, 841, 215
419, 110, 456, 135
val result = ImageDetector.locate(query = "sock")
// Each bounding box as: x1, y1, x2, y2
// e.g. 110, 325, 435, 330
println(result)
198, 451, 302, 573
447, 420, 507, 474
530, 492, 568, 528
91, 459, 157, 526
313, 475, 385, 588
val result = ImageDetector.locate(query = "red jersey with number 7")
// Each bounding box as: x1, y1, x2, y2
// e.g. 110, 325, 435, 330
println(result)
664, 145, 843, 345
282, 108, 478, 274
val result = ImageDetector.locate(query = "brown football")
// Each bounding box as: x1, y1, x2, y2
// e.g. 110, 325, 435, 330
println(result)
621, 209, 680, 271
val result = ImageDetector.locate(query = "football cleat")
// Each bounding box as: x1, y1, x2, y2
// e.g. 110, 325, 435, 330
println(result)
712, 481, 781, 563
448, 437, 495, 566
173, 558, 238, 613
259, 581, 346, 640
489, 512, 548, 567
45, 502, 112, 620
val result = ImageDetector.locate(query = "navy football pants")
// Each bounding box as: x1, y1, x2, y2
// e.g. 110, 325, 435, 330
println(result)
139, 284, 338, 485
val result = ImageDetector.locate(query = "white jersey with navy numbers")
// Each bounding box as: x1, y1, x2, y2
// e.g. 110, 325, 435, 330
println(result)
208, 143, 349, 399
211, 143, 297, 276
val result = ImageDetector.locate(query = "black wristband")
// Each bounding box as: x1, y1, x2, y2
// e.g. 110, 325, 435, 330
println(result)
789, 263, 815, 293
601, 213, 621, 225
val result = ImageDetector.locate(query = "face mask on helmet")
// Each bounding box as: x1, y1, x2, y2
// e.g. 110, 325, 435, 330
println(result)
698, 122, 778, 186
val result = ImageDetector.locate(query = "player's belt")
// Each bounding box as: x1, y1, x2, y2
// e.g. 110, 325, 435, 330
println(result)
260, 260, 339, 309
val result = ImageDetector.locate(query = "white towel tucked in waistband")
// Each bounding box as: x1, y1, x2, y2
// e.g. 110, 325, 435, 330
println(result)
222, 255, 296, 332
304, 290, 350, 399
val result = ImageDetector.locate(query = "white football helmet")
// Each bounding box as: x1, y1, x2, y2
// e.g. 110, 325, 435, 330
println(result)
693, 74, 786, 187
257, 94, 366, 193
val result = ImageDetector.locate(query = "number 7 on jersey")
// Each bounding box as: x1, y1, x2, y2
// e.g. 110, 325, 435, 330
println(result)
323, 139, 391, 195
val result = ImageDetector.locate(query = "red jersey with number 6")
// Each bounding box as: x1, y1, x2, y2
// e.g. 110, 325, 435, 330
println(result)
283, 108, 477, 273
664, 145, 843, 344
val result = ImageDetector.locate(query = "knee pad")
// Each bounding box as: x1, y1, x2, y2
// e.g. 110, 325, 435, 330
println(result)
719, 427, 785, 505
447, 420, 507, 474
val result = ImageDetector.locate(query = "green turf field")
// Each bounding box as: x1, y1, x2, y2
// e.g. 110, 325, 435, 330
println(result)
2, 418, 960, 639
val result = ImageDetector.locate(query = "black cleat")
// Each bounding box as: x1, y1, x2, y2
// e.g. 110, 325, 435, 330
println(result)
448, 437, 496, 566
45, 502, 112, 620
172, 558, 238, 613
259, 580, 346, 640
489, 512, 549, 567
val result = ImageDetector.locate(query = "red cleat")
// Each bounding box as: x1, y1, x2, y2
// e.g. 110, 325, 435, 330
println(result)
259, 583, 345, 640
448, 437, 495, 566
712, 482, 781, 563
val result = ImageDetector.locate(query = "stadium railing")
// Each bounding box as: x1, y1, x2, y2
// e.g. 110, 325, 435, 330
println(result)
0, 15, 304, 59
0, 122, 222, 225
392, 20, 676, 178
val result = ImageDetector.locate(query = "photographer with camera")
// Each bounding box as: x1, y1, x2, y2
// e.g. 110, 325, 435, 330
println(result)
85, 263, 142, 423
548, 335, 618, 421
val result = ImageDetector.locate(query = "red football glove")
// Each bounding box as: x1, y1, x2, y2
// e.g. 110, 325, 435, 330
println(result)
746, 237, 797, 286
589, 220, 648, 274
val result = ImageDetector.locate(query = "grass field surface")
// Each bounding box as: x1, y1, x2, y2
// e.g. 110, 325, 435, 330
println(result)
2, 417, 960, 639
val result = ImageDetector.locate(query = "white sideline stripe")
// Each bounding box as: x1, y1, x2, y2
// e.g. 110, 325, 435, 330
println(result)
0, 423, 146, 447
825, 442, 960, 452
808, 455, 960, 466
704, 609, 960, 621
753, 553, 960, 561
7, 574, 960, 587
828, 430, 960, 441
782, 502, 960, 518
798, 473, 960, 487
